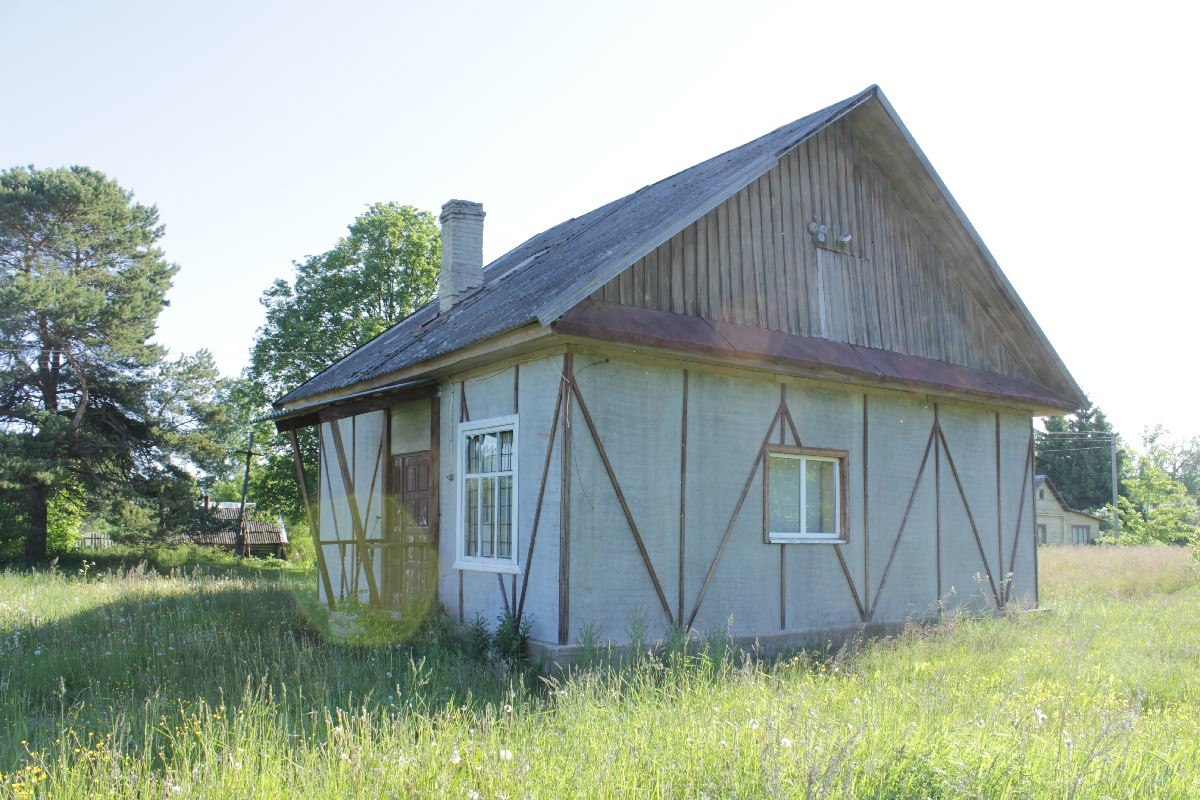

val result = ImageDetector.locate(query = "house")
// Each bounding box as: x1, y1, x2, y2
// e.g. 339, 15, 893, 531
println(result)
187, 501, 289, 559
265, 86, 1084, 659
1034, 476, 1101, 545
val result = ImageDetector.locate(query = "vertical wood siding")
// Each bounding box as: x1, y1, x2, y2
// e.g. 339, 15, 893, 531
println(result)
591, 120, 1022, 378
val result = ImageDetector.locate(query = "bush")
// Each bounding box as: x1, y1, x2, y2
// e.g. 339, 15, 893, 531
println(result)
494, 609, 531, 664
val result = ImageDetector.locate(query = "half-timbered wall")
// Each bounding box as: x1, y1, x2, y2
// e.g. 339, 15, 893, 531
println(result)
437, 356, 565, 645
591, 119, 1025, 380
316, 352, 1037, 648
318, 411, 387, 605
562, 354, 1036, 644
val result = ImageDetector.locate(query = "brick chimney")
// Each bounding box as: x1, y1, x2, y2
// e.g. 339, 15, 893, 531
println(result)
438, 199, 485, 312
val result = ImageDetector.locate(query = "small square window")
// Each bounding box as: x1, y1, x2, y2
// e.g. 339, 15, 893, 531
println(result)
764, 447, 847, 543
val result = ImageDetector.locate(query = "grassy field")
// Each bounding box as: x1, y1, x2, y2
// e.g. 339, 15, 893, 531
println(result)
1, 547, 1197, 798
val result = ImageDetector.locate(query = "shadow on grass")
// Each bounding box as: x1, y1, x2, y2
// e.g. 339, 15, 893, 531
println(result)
0, 567, 532, 768
0, 542, 307, 579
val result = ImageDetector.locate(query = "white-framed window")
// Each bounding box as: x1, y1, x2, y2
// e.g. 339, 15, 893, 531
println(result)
455, 414, 519, 573
1072, 524, 1090, 545
764, 446, 848, 544
1037, 524, 1047, 545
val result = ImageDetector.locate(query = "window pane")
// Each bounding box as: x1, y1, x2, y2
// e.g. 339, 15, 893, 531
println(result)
768, 455, 801, 534
805, 459, 838, 535
499, 430, 514, 472
465, 478, 480, 556
480, 476, 495, 558
466, 434, 481, 474
497, 476, 513, 558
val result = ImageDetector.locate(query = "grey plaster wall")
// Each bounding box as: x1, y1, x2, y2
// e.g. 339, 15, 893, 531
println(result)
559, 355, 1038, 646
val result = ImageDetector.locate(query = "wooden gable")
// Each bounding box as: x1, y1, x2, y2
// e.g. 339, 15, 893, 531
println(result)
591, 117, 1028, 381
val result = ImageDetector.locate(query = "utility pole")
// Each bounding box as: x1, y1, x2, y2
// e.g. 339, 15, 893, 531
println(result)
237, 430, 255, 557
1110, 435, 1120, 535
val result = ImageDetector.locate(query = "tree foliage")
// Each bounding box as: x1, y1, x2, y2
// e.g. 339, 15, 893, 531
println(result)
250, 202, 440, 403
0, 165, 224, 560
236, 203, 440, 529
1035, 403, 1121, 512
1109, 430, 1200, 547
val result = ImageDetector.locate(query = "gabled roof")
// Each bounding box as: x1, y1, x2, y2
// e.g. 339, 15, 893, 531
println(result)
278, 86, 1083, 410
1035, 475, 1103, 520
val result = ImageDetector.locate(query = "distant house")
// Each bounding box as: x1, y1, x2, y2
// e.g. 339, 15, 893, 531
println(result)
264, 86, 1084, 658
1034, 476, 1101, 545
188, 501, 289, 559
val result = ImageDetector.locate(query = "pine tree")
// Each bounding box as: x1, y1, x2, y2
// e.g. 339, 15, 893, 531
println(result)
0, 166, 182, 562
1035, 403, 1121, 512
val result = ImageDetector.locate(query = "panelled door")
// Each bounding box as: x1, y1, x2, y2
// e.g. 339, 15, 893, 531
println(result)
385, 451, 436, 609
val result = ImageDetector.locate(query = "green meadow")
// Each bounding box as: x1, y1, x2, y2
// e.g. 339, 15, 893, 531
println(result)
1, 546, 1197, 798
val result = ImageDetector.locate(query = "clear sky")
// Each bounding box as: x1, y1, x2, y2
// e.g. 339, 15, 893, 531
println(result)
2, 0, 1195, 444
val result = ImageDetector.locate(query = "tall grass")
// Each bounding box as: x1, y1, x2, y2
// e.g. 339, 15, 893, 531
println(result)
1, 546, 1197, 798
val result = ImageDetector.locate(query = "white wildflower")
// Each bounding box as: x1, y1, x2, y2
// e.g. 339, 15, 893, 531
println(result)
499, 749, 513, 761
779, 737, 793, 748
749, 718, 760, 730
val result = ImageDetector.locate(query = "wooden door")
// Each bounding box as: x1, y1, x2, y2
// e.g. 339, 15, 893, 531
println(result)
386, 451, 436, 609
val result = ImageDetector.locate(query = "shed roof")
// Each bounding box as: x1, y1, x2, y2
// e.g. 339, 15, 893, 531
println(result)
277, 86, 1083, 411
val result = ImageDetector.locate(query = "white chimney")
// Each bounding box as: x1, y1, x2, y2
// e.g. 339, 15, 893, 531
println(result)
438, 199, 485, 312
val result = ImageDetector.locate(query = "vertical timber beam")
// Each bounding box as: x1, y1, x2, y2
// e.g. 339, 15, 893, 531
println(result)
678, 369, 689, 626
290, 430, 335, 609
862, 394, 870, 614
934, 403, 942, 603
1030, 424, 1039, 608
511, 366, 519, 608
458, 381, 468, 624
558, 354, 574, 645
779, 385, 786, 630
995, 413, 1004, 590
429, 392, 442, 616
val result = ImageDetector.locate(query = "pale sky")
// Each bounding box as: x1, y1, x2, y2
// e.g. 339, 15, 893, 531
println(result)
2, 0, 1196, 443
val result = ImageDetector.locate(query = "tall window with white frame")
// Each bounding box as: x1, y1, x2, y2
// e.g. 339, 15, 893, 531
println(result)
457, 415, 518, 572
765, 446, 847, 543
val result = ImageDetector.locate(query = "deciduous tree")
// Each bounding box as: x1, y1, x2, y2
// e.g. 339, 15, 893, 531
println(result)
239, 203, 440, 527
1110, 430, 1200, 547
